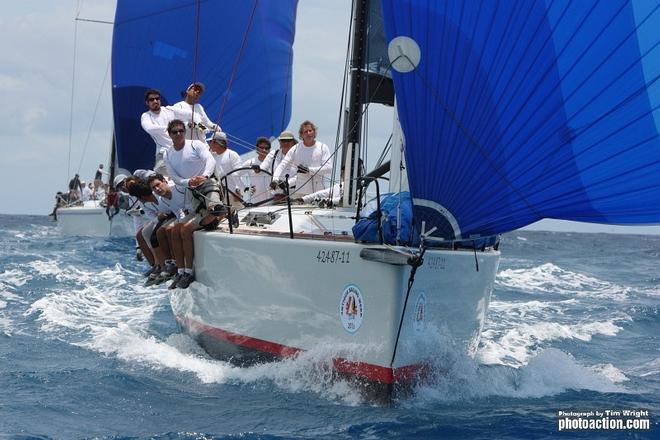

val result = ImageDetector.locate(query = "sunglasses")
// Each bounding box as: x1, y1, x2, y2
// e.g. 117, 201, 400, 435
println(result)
147, 97, 161, 102
170, 129, 185, 134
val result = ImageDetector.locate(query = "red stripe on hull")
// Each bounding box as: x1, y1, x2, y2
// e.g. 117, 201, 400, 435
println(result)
177, 316, 426, 385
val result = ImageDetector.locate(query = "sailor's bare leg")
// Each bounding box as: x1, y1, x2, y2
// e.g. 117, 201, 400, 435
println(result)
180, 220, 198, 270
169, 223, 185, 269
136, 228, 155, 267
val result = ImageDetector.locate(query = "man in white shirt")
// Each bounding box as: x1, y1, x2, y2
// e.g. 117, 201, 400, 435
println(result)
164, 119, 226, 289
141, 89, 175, 175
80, 181, 92, 202
272, 121, 332, 197
170, 82, 219, 141
145, 173, 191, 287
207, 131, 244, 204
261, 130, 298, 198
242, 137, 272, 204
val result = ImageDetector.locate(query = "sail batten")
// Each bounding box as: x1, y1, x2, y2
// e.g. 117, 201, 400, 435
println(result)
381, 0, 660, 239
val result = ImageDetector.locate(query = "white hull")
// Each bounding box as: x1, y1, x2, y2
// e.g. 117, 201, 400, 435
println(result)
170, 206, 500, 399
57, 201, 134, 237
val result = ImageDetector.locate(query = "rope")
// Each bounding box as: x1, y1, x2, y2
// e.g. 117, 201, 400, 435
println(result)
390, 246, 427, 367
66, 2, 81, 187
75, 59, 111, 174
215, 0, 259, 124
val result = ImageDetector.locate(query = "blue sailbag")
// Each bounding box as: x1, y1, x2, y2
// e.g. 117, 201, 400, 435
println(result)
378, 0, 660, 240
111, 0, 298, 173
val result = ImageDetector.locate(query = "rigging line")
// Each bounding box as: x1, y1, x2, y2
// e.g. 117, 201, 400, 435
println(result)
75, 18, 113, 25
185, 0, 203, 142
288, 57, 395, 199
75, 59, 112, 174
487, 0, 631, 164
389, 246, 426, 368
113, 2, 206, 26
408, 56, 543, 218
280, 9, 296, 132
215, 0, 259, 124
331, 0, 355, 193
192, 0, 201, 82
374, 133, 392, 167
490, 7, 660, 185
66, 3, 81, 187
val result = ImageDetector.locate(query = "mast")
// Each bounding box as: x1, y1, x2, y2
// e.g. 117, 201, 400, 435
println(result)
108, 133, 117, 187
341, 0, 370, 207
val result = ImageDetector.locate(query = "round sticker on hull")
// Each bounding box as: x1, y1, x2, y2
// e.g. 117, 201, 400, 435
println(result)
339, 284, 364, 334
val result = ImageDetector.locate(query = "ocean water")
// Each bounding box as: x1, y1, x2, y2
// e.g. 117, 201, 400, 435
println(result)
0, 214, 658, 439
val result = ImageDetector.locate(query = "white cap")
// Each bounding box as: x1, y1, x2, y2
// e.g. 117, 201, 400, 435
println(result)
113, 174, 128, 189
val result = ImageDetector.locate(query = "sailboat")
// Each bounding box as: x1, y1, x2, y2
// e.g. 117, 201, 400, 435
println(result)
112, 0, 660, 401
56, 12, 134, 238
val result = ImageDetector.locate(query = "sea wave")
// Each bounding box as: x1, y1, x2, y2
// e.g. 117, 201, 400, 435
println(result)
496, 262, 630, 299
411, 348, 628, 404
478, 319, 624, 366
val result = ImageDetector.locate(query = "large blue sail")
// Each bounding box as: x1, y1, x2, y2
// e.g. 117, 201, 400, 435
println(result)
381, 0, 660, 239
112, 0, 297, 173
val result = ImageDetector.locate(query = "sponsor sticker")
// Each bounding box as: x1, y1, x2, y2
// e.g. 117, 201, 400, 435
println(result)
339, 284, 364, 334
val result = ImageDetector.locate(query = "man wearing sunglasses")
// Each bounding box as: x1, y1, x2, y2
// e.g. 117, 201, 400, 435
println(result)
164, 119, 226, 289
141, 88, 175, 175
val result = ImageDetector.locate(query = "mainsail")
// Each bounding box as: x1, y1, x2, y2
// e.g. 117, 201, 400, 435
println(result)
111, 0, 298, 172
381, 0, 660, 239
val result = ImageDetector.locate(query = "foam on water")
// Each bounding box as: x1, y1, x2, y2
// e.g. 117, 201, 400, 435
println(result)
22, 259, 367, 404
410, 348, 627, 405
0, 269, 31, 287
497, 262, 630, 299
7, 219, 654, 412
21, 255, 636, 406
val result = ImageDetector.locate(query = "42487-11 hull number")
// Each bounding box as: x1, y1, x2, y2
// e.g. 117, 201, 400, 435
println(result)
316, 250, 350, 264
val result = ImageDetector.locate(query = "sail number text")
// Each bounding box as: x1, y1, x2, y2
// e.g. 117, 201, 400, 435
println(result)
316, 249, 350, 264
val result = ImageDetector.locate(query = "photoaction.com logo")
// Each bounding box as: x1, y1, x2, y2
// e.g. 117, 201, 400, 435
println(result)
557, 409, 651, 432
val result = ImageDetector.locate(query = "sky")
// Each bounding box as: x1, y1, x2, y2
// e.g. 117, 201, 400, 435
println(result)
0, 0, 659, 235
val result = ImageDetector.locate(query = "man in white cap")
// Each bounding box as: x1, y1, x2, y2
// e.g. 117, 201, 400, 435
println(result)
272, 121, 332, 197
170, 82, 219, 141
141, 89, 175, 175
260, 130, 298, 197
207, 131, 244, 204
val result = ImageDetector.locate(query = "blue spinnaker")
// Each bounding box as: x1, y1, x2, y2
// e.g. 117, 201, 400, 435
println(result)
112, 0, 297, 173
381, 0, 660, 239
